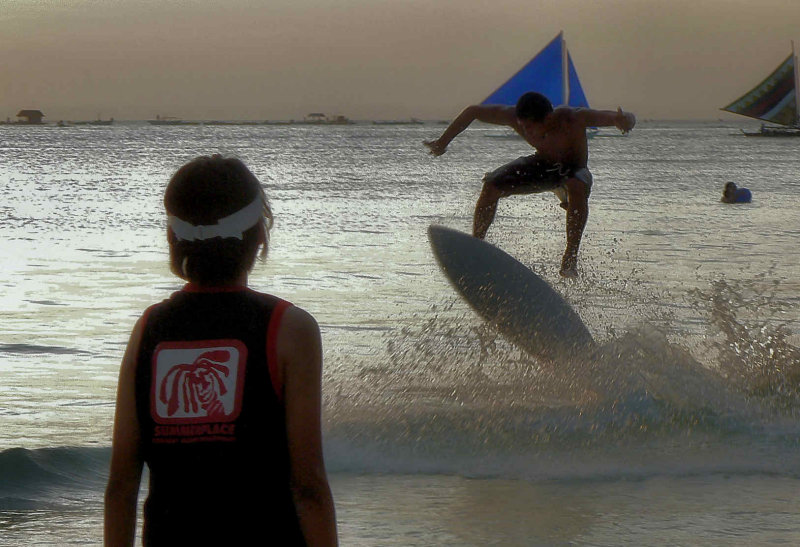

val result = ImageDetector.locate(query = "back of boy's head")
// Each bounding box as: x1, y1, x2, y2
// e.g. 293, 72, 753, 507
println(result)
515, 92, 553, 122
164, 155, 273, 285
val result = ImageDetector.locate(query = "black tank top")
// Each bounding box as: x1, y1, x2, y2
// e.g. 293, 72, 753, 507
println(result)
135, 285, 305, 546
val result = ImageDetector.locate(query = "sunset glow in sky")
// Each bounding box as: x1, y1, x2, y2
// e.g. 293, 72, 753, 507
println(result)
3, 0, 799, 121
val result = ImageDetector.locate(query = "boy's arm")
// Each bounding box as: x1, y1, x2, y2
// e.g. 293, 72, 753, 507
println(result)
281, 306, 338, 546
425, 104, 517, 156
576, 107, 636, 133
105, 317, 146, 547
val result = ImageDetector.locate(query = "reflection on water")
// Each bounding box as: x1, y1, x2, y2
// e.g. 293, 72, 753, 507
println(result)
332, 472, 800, 546
1, 122, 799, 544
2, 122, 799, 446
2, 466, 796, 545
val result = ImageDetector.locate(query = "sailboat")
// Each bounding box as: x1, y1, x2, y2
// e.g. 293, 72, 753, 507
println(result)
482, 32, 596, 135
721, 44, 800, 137
483, 32, 590, 109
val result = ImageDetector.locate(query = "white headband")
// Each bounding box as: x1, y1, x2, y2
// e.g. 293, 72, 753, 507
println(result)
168, 196, 263, 241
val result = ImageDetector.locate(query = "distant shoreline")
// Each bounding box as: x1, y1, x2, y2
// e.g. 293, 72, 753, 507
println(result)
0, 118, 767, 128
0, 118, 450, 127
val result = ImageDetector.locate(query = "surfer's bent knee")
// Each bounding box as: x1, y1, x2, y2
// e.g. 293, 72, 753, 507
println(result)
562, 177, 589, 205
479, 178, 504, 198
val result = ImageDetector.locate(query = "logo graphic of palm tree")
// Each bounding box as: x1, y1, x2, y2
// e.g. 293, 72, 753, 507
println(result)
160, 350, 231, 418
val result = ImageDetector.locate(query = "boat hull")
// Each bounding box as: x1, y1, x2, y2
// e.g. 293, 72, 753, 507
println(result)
741, 126, 800, 137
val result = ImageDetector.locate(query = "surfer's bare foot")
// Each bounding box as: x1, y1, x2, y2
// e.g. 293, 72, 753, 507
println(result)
560, 255, 578, 278
559, 266, 578, 278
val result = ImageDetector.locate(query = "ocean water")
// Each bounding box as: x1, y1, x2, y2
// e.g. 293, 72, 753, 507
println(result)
1, 121, 799, 545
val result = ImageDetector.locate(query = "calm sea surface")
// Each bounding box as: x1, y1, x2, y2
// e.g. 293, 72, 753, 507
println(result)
1, 121, 799, 545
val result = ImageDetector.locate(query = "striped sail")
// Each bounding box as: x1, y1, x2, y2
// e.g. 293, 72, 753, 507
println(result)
722, 54, 798, 126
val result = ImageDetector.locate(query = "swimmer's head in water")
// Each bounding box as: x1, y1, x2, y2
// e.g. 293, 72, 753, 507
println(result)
164, 155, 273, 284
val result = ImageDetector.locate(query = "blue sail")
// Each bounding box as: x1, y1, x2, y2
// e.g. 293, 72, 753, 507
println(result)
567, 52, 589, 108
482, 33, 564, 106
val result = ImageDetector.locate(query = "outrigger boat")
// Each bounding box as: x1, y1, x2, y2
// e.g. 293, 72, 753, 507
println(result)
721, 43, 800, 137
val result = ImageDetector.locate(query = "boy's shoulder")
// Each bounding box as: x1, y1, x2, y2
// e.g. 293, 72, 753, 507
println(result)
549, 106, 582, 127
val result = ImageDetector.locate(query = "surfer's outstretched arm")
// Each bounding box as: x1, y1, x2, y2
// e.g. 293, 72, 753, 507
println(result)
425, 104, 517, 156
576, 107, 635, 134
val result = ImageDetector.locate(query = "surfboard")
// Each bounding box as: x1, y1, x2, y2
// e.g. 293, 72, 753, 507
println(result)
427, 225, 596, 360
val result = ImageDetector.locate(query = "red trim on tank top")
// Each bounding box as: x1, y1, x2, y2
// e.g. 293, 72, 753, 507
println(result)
141, 303, 157, 325
267, 299, 293, 402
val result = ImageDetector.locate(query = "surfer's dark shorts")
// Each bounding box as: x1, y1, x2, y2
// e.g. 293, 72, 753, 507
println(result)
483, 155, 592, 197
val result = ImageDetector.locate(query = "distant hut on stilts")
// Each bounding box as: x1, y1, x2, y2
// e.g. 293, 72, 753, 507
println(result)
16, 110, 46, 124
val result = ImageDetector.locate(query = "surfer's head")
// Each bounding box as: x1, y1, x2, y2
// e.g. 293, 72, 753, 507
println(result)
164, 155, 273, 285
515, 92, 553, 122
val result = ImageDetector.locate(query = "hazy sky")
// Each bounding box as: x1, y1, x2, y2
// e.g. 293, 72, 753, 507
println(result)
2, 0, 799, 121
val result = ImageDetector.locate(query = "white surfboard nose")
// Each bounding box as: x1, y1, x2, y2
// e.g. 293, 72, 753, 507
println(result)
428, 224, 594, 360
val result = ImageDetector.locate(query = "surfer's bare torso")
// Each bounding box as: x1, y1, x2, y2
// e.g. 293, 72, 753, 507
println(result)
510, 106, 590, 168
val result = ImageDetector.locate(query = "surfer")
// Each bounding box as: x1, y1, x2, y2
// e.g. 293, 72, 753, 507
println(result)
104, 155, 338, 546
425, 91, 635, 278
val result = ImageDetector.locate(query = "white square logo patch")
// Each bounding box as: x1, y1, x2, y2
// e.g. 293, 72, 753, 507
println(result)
151, 339, 247, 424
